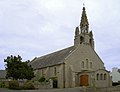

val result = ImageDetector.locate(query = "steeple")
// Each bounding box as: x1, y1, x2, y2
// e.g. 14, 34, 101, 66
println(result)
74, 6, 94, 49
80, 6, 89, 33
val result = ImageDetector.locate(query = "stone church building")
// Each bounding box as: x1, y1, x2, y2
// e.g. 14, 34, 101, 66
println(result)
29, 7, 112, 88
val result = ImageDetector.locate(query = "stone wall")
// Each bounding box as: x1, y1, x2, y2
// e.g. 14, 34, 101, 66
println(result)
34, 82, 52, 89
95, 86, 120, 92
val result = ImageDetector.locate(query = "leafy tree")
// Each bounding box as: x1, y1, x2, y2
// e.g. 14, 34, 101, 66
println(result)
4, 55, 34, 80
20, 61, 34, 80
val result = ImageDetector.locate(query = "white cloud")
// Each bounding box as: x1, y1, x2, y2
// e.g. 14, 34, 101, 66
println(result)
0, 0, 120, 71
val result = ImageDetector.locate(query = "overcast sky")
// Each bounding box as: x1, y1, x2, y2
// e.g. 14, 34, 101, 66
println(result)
0, 0, 120, 71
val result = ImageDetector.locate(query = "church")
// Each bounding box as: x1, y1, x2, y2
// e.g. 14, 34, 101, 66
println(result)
29, 6, 112, 88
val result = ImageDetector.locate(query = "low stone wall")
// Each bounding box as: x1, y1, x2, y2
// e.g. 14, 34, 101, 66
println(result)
96, 86, 120, 92
34, 82, 52, 89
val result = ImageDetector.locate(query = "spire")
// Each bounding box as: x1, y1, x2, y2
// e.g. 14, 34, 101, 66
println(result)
74, 6, 94, 49
80, 6, 89, 33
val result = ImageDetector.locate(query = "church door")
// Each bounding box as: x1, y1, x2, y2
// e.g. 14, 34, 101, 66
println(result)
53, 79, 58, 88
80, 74, 89, 86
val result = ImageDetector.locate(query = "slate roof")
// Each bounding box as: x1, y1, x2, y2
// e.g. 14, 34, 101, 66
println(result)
29, 46, 74, 69
0, 70, 6, 79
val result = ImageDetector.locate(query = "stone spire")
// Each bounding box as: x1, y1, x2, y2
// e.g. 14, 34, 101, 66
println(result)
74, 6, 94, 49
80, 6, 89, 33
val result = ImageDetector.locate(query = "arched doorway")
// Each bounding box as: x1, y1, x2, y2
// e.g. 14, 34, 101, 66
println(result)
80, 74, 89, 86
53, 79, 58, 88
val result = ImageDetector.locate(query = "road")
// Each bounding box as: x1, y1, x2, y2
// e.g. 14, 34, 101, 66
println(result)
1, 87, 120, 92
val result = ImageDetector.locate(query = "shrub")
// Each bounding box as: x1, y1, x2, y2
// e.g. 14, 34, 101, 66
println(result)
112, 82, 120, 86
0, 81, 9, 88
45, 79, 49, 82
9, 80, 19, 89
0, 81, 5, 88
23, 81, 35, 90
38, 76, 46, 82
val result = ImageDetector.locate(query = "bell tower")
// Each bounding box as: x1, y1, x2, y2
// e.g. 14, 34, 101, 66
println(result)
74, 6, 94, 49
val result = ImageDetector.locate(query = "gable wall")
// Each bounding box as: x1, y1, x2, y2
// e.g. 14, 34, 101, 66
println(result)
64, 44, 105, 87
65, 44, 105, 72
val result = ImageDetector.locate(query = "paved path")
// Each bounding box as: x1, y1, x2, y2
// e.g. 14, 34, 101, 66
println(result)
0, 88, 17, 92
0, 87, 85, 92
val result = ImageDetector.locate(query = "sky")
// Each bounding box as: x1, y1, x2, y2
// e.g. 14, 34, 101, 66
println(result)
0, 0, 120, 71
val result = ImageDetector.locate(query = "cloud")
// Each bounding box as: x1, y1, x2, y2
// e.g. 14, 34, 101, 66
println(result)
0, 0, 120, 71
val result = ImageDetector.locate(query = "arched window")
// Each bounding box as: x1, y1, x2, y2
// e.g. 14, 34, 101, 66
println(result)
89, 39, 92, 46
80, 36, 84, 44
90, 62, 92, 68
96, 73, 99, 80
100, 74, 103, 80
42, 69, 44, 76
86, 59, 88, 68
54, 67, 57, 76
82, 61, 84, 68
104, 74, 107, 80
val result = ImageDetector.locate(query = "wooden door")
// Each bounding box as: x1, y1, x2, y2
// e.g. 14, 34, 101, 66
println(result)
80, 74, 89, 86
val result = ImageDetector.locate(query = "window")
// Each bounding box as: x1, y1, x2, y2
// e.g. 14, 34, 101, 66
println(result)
54, 67, 57, 76
82, 61, 84, 68
86, 59, 88, 68
104, 74, 107, 80
89, 39, 92, 46
80, 36, 84, 44
100, 74, 103, 80
97, 73, 99, 80
90, 62, 92, 68
42, 69, 44, 76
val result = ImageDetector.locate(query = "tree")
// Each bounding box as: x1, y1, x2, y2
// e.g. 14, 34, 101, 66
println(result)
4, 55, 34, 80
20, 61, 34, 80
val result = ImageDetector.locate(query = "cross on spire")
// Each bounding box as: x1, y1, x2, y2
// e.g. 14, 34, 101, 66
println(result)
83, 3, 85, 7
